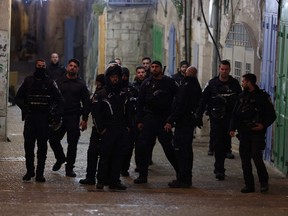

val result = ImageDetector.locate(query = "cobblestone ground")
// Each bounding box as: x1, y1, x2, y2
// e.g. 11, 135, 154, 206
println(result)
0, 105, 287, 216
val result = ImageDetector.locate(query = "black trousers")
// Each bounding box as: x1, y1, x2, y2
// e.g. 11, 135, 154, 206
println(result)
97, 126, 129, 185
23, 113, 49, 176
121, 126, 137, 172
85, 126, 101, 180
49, 114, 80, 169
135, 114, 178, 178
173, 127, 194, 185
210, 116, 231, 174
239, 130, 268, 187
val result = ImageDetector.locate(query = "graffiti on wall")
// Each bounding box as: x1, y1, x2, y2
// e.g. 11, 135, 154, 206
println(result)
0, 30, 8, 114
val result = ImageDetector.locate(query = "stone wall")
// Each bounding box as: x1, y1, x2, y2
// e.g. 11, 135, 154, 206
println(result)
105, 6, 154, 77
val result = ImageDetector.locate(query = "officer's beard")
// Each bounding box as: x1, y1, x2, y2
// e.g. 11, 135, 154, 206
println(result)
68, 71, 77, 78
34, 68, 46, 79
152, 72, 162, 79
243, 86, 249, 91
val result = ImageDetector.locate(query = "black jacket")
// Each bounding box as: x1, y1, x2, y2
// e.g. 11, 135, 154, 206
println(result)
230, 86, 276, 133
171, 72, 185, 86
137, 75, 178, 122
46, 62, 66, 81
197, 75, 242, 118
167, 76, 202, 127
91, 86, 131, 133
56, 75, 90, 121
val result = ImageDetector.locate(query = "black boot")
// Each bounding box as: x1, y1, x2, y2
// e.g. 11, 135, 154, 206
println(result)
134, 176, 148, 184
241, 185, 255, 193
79, 178, 96, 185
52, 158, 66, 171
65, 165, 76, 177
22, 171, 35, 181
260, 183, 269, 193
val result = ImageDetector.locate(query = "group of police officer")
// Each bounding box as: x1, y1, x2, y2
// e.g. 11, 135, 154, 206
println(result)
196, 60, 276, 193
16, 55, 276, 193
16, 55, 90, 182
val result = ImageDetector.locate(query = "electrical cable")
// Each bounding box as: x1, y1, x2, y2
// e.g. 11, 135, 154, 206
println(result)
199, 0, 221, 61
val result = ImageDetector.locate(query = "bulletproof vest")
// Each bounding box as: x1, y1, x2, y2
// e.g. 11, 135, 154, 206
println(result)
208, 79, 237, 118
237, 94, 260, 123
26, 78, 52, 112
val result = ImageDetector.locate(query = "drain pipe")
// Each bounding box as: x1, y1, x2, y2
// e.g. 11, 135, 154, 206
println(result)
212, 0, 220, 77
184, 0, 192, 62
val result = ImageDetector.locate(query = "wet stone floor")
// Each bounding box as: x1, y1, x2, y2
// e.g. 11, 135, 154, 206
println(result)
0, 106, 287, 216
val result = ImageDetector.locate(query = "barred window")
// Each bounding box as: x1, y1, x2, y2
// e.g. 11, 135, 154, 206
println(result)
234, 61, 242, 82
225, 23, 252, 48
246, 63, 251, 74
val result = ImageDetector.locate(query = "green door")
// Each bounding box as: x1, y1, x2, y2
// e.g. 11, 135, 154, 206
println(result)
152, 24, 163, 62
274, 23, 288, 174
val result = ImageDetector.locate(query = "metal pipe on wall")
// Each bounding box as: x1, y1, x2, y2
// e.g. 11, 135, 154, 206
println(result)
184, 0, 192, 62
212, 0, 220, 76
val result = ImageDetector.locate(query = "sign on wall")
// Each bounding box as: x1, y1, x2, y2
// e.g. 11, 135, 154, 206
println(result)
0, 30, 8, 116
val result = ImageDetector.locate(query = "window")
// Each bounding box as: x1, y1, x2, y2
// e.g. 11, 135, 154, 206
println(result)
225, 23, 252, 48
234, 61, 242, 82
224, 0, 229, 14
246, 63, 251, 74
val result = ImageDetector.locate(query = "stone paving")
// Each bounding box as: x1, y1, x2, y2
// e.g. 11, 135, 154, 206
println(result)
0, 105, 287, 216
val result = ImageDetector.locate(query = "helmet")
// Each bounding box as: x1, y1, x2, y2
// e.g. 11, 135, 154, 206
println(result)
49, 116, 62, 131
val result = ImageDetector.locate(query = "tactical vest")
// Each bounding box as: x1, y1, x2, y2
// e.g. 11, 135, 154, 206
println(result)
208, 78, 238, 119
26, 78, 52, 112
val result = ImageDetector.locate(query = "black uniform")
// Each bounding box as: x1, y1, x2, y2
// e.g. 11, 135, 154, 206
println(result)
135, 75, 179, 181
92, 66, 131, 189
49, 75, 90, 174
230, 86, 276, 190
16, 71, 64, 181
197, 75, 241, 178
79, 74, 105, 185
46, 62, 66, 81
121, 80, 139, 175
167, 76, 202, 186
171, 72, 185, 86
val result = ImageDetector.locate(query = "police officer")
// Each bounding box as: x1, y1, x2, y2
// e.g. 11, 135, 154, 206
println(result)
197, 60, 242, 180
230, 73, 276, 193
165, 66, 202, 188
171, 60, 189, 85
16, 59, 64, 182
120, 67, 138, 176
49, 58, 90, 177
142, 56, 152, 77
46, 53, 66, 81
92, 63, 131, 190
134, 60, 179, 184
79, 74, 105, 185
131, 66, 147, 172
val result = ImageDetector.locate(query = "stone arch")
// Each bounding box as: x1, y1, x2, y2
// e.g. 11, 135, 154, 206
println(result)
223, 22, 260, 81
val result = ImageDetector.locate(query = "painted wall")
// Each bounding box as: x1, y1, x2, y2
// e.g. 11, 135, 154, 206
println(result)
152, 0, 184, 74
0, 0, 11, 140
